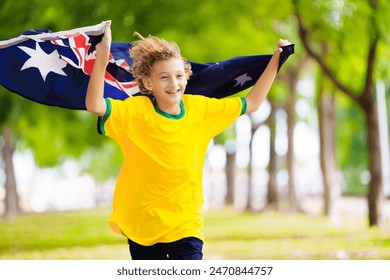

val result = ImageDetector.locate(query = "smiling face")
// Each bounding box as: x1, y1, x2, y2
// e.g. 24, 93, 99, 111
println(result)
144, 57, 188, 115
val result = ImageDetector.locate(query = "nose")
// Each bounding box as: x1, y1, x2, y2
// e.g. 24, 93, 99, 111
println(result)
168, 77, 179, 88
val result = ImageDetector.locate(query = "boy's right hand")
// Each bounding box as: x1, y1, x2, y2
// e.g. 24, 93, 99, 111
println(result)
86, 21, 111, 116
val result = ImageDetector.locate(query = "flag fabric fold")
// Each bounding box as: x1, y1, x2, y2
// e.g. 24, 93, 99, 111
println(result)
0, 21, 294, 110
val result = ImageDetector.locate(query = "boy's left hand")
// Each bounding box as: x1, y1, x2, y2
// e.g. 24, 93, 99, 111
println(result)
275, 39, 292, 54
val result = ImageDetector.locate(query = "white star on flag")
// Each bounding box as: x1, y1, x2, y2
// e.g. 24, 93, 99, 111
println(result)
18, 43, 67, 81
234, 73, 252, 87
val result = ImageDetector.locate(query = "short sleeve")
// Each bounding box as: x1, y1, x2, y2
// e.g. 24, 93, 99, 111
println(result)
97, 97, 134, 140
97, 98, 112, 135
204, 97, 245, 137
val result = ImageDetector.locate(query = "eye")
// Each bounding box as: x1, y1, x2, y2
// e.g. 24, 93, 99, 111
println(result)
160, 76, 168, 80
176, 74, 184, 79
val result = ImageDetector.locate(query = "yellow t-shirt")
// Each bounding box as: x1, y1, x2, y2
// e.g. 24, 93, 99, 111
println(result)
98, 94, 246, 246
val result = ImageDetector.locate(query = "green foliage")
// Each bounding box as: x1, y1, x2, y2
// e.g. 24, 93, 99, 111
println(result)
14, 105, 101, 166
335, 94, 368, 194
336, 95, 367, 167
376, 40, 390, 81
296, 0, 371, 95
0, 90, 16, 126
79, 142, 123, 182
333, 90, 367, 196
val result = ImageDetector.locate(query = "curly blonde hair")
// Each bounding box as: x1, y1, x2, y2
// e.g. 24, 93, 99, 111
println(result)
129, 33, 192, 94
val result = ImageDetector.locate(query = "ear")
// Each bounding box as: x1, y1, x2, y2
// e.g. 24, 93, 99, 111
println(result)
142, 77, 152, 91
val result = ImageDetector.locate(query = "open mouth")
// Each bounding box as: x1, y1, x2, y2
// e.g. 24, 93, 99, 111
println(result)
166, 89, 180, 95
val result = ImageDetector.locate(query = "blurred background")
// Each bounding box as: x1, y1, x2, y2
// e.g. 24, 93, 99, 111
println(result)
0, 0, 389, 259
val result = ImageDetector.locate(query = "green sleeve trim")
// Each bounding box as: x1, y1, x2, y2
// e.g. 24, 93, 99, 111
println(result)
240, 98, 247, 116
97, 98, 111, 135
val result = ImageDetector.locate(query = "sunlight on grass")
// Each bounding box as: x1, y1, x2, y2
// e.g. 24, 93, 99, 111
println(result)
203, 208, 390, 259
0, 208, 125, 256
2, 244, 129, 260
0, 207, 389, 260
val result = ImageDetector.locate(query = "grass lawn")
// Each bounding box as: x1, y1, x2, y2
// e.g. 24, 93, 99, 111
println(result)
0, 207, 389, 260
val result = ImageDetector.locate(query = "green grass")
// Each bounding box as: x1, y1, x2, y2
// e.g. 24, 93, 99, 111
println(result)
0, 207, 127, 259
203, 210, 390, 259
0, 207, 389, 260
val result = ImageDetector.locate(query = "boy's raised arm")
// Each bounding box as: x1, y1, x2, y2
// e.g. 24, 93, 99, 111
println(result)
85, 22, 112, 117
245, 39, 291, 114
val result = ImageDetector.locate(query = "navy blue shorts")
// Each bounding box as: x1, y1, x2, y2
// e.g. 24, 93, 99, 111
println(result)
128, 237, 203, 260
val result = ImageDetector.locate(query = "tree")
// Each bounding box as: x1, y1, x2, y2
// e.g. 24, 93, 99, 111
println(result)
213, 126, 237, 206
317, 68, 339, 216
2, 125, 19, 219
246, 113, 265, 211
283, 59, 306, 212
294, 0, 390, 226
265, 100, 279, 210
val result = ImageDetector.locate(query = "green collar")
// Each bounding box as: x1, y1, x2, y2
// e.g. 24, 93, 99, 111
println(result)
153, 99, 185, 120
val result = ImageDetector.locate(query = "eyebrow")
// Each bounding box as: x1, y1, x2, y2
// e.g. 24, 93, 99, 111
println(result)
157, 70, 185, 75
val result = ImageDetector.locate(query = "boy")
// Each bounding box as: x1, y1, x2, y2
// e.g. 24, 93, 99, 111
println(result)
86, 22, 291, 260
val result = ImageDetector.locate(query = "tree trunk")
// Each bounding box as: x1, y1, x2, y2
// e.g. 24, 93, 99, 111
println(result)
286, 76, 299, 212
317, 82, 338, 216
362, 92, 384, 226
246, 115, 260, 211
2, 125, 20, 219
278, 56, 308, 213
225, 151, 236, 205
246, 150, 253, 211
360, 13, 384, 226
266, 101, 278, 210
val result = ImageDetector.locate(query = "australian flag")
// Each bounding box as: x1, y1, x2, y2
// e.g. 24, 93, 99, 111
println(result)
0, 21, 294, 110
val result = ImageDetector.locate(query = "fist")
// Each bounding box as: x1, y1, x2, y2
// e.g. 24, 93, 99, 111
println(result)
96, 22, 112, 58
275, 39, 291, 54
